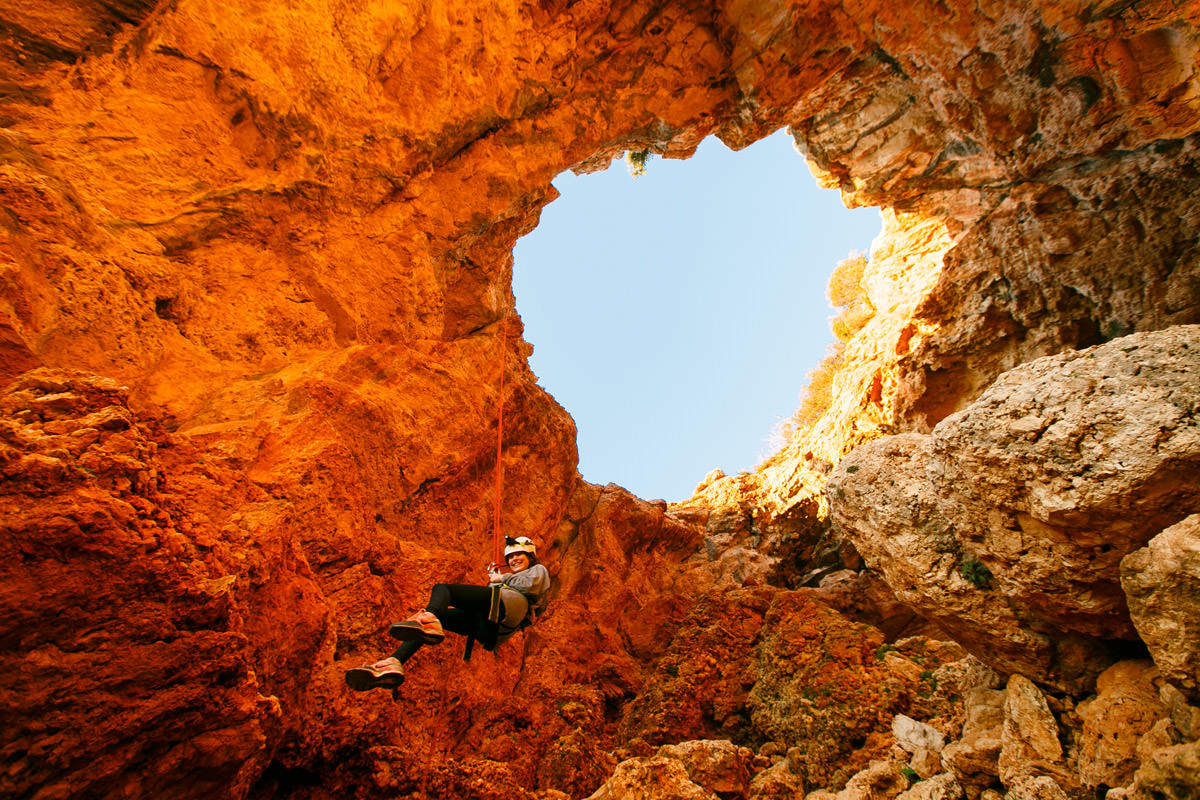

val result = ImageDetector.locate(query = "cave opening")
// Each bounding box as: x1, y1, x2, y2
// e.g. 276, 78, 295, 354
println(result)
512, 129, 881, 502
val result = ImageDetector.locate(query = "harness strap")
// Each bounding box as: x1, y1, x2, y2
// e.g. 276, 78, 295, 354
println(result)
463, 584, 506, 662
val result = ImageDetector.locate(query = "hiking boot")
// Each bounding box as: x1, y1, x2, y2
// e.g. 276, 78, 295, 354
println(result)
388, 610, 445, 644
345, 657, 405, 691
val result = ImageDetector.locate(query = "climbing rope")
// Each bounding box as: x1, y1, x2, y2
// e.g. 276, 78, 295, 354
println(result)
491, 310, 509, 567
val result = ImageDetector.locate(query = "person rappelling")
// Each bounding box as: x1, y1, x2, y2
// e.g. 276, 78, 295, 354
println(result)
344, 535, 551, 691
346, 310, 543, 692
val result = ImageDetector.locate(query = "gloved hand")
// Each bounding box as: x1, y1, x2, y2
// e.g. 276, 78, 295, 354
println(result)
487, 567, 503, 583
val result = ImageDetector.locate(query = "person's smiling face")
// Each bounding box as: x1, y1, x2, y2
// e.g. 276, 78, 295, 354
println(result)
506, 552, 531, 572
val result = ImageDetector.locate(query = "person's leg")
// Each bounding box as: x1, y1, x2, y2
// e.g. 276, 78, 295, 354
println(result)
392, 584, 500, 653
425, 583, 492, 616
391, 640, 422, 663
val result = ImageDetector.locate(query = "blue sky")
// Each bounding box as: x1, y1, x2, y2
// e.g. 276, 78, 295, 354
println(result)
513, 130, 880, 502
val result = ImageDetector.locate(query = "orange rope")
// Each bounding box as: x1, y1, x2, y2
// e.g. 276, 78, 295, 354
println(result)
491, 311, 509, 567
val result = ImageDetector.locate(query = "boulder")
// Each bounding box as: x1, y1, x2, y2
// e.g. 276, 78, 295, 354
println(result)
585, 756, 718, 800
656, 740, 755, 800
1076, 661, 1169, 791
941, 688, 1005, 798
895, 774, 965, 800
893, 715, 947, 754
1002, 775, 1069, 800
748, 760, 805, 800
909, 750, 943, 780
1128, 741, 1200, 800
1121, 515, 1200, 702
835, 760, 910, 800
828, 327, 1200, 691
998, 675, 1064, 784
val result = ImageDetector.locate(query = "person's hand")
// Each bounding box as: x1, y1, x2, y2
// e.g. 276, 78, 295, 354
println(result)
487, 567, 503, 582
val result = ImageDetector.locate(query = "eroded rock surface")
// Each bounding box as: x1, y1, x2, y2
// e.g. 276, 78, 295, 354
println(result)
828, 326, 1200, 690
2, 0, 1200, 798
1122, 515, 1200, 702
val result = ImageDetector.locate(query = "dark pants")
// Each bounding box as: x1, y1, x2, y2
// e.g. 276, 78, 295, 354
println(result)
391, 583, 504, 663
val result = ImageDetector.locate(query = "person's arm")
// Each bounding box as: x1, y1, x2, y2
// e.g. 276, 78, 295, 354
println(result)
503, 563, 550, 596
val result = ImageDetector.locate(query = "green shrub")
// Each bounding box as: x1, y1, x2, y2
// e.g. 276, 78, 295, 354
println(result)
959, 556, 993, 589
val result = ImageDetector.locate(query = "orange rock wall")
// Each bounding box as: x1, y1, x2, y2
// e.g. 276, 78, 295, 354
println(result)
2, 1, 1199, 798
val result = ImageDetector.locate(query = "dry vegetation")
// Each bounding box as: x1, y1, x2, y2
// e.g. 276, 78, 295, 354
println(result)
769, 253, 874, 453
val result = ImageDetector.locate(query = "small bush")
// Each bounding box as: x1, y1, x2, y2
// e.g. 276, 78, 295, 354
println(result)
625, 148, 651, 177
828, 253, 867, 307
959, 556, 993, 589
828, 253, 875, 342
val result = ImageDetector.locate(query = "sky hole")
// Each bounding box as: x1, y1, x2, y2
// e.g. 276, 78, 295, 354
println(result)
513, 130, 880, 502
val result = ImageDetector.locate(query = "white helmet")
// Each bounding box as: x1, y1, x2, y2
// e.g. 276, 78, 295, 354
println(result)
504, 536, 537, 561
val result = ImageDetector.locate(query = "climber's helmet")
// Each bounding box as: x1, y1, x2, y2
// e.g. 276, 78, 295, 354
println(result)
504, 536, 538, 567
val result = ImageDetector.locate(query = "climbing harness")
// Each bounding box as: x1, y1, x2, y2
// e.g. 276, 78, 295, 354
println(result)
463, 581, 547, 662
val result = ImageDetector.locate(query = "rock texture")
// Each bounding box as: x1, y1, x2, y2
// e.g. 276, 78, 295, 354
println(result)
1122, 515, 1200, 702
828, 326, 1200, 691
2, 0, 1200, 799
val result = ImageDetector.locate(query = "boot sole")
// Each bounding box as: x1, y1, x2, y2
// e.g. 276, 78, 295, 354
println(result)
388, 622, 445, 645
345, 667, 404, 692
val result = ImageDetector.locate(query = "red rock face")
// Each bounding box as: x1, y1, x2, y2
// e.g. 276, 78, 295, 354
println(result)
2, 1, 1199, 798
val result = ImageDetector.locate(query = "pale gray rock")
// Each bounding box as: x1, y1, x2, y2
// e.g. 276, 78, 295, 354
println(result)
894, 715, 947, 754
1121, 515, 1200, 702
828, 326, 1200, 691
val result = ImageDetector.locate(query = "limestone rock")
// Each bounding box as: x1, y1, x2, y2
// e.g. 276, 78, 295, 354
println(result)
1002, 775, 1069, 800
1128, 741, 1200, 800
1159, 683, 1200, 742
895, 774, 964, 800
999, 675, 1064, 784
748, 760, 805, 800
748, 600, 965, 790
585, 756, 718, 800
941, 688, 1006, 798
1076, 661, 1170, 791
828, 327, 1200, 690
3, 0, 1200, 796
802, 569, 941, 642
909, 750, 943, 781
835, 760, 911, 800
0, 370, 288, 800
1121, 515, 1200, 702
894, 715, 947, 754
655, 740, 754, 800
